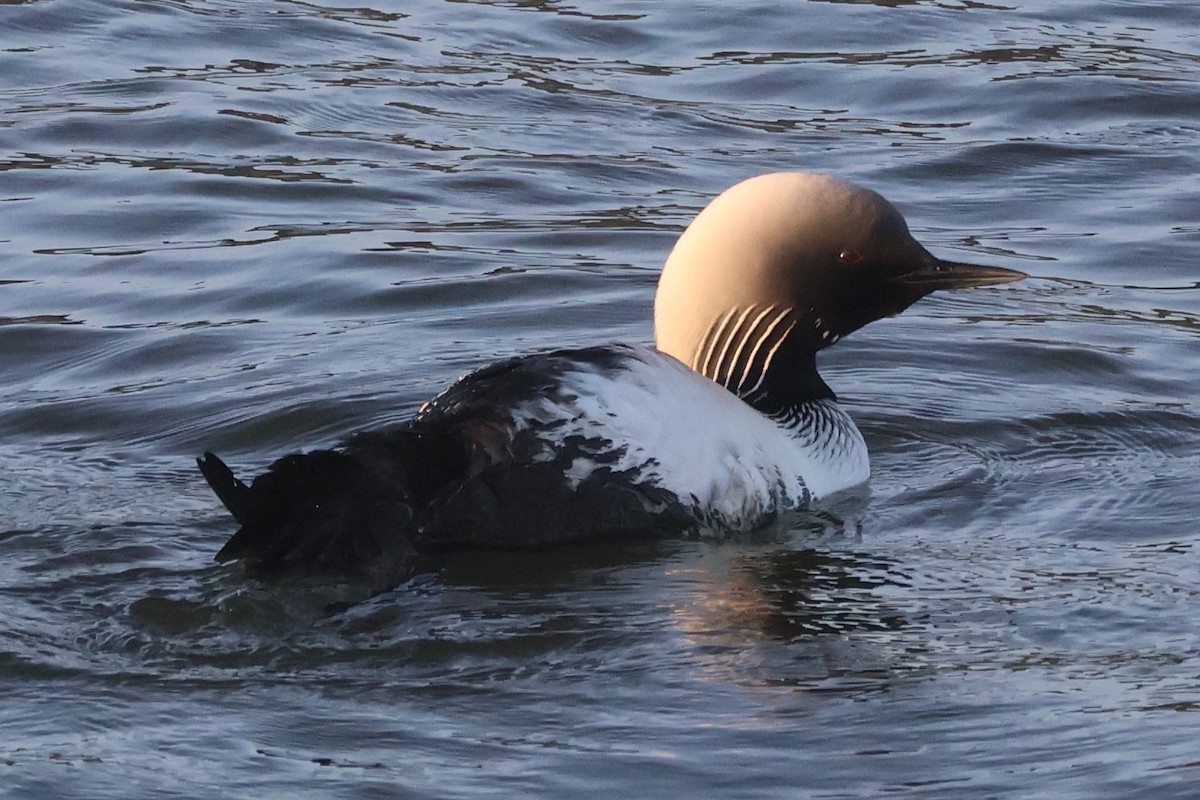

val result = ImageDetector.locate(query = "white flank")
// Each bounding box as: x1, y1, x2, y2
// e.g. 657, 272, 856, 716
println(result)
508, 345, 869, 532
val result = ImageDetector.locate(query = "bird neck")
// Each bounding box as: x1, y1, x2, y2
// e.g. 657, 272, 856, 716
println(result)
680, 303, 837, 417
730, 338, 836, 419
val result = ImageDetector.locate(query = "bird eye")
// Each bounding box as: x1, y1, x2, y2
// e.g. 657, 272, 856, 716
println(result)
839, 249, 862, 265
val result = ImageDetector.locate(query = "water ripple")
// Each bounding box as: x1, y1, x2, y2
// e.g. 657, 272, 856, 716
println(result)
5, 0, 1200, 796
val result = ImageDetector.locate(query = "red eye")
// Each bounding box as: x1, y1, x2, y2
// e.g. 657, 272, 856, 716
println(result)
839, 249, 862, 265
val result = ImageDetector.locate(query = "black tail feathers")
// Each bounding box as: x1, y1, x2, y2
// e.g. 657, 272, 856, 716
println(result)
198, 449, 419, 592
197, 452, 251, 524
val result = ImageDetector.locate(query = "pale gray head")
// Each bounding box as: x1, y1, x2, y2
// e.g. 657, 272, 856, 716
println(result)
653, 172, 1025, 409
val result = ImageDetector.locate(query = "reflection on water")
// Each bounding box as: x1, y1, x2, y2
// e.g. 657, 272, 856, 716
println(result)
3, 0, 1200, 796
664, 541, 921, 695
726, 548, 908, 639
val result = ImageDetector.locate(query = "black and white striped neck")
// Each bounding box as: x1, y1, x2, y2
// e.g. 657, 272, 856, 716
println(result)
686, 303, 837, 419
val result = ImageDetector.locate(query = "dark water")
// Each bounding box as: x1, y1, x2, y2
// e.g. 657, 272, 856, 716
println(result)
3, 1, 1199, 797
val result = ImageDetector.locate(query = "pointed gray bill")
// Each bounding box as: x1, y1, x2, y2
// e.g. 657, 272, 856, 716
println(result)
892, 258, 1028, 290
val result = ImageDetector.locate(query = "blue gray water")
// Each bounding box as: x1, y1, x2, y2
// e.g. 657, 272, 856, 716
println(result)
3, 1, 1199, 797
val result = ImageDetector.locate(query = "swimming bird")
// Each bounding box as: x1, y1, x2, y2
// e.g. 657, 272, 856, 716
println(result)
198, 172, 1025, 592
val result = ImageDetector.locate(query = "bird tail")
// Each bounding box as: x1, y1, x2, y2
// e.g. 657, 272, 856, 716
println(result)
197, 450, 419, 592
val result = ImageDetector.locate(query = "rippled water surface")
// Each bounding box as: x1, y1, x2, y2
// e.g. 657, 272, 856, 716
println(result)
3, 1, 1200, 797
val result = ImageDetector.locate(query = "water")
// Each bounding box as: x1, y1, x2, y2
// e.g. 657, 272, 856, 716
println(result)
2, 0, 1199, 797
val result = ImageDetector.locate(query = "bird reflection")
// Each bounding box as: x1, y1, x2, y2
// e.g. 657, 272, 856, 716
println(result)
662, 514, 918, 693
669, 543, 909, 641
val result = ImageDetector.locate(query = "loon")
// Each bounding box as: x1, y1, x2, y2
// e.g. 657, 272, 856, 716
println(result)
198, 172, 1025, 592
